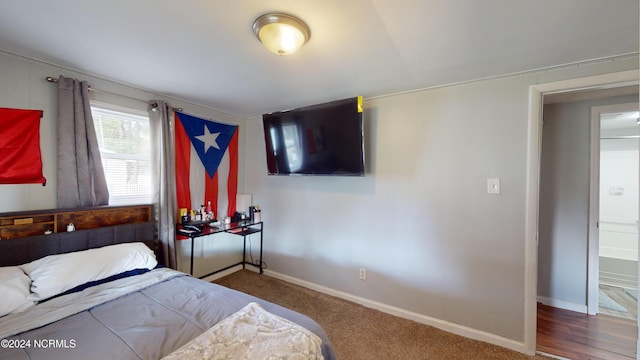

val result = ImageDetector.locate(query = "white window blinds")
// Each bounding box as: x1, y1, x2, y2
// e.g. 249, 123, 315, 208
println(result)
91, 103, 151, 205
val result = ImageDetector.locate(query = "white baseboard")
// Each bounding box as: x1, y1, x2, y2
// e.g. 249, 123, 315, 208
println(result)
600, 272, 638, 289
537, 351, 571, 360
537, 296, 587, 314
264, 269, 531, 355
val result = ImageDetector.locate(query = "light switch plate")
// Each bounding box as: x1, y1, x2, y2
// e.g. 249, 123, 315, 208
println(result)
487, 178, 500, 194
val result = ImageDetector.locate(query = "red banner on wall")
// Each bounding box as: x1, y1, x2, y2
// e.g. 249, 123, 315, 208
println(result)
0, 108, 47, 185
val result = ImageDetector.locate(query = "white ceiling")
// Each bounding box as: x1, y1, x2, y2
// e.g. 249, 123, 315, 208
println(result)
0, 0, 637, 118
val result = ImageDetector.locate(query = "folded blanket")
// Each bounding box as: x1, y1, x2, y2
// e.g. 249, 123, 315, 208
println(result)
162, 302, 324, 360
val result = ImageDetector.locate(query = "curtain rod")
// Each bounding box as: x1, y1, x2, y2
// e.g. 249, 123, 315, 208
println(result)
45, 76, 182, 112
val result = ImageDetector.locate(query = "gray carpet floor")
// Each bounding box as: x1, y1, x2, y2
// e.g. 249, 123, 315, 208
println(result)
214, 270, 553, 360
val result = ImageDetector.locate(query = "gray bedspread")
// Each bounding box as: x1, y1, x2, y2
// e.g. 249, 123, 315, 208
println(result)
0, 270, 336, 360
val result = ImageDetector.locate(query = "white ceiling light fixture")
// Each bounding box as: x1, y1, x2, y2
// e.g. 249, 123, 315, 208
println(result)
252, 13, 310, 56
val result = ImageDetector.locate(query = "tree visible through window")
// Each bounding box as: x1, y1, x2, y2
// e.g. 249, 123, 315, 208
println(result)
91, 103, 151, 205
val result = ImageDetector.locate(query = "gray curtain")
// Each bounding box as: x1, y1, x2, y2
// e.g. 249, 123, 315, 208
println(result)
149, 101, 177, 269
56, 75, 109, 208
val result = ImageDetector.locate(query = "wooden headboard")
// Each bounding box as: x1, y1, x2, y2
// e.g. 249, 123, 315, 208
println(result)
0, 205, 157, 266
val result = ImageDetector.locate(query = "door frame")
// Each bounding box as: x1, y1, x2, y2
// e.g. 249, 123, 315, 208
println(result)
524, 70, 639, 355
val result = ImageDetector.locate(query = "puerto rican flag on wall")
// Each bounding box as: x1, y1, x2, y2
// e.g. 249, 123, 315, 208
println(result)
174, 112, 238, 219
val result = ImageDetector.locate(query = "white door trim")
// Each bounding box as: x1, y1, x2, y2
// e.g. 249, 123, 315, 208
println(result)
524, 70, 639, 355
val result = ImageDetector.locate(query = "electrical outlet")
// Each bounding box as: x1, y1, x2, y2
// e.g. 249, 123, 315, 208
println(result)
359, 268, 366, 281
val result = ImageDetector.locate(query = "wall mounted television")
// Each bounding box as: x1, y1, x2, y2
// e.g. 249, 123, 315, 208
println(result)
262, 96, 365, 176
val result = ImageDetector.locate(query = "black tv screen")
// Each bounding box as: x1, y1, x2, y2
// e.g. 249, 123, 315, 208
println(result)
263, 96, 365, 176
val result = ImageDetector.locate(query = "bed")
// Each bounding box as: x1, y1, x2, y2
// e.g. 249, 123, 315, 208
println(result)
0, 220, 336, 360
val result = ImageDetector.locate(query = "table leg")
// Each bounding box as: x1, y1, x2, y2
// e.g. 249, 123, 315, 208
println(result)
190, 236, 194, 276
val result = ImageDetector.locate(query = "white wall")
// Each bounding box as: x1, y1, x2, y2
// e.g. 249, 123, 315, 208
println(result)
598, 135, 639, 289
600, 137, 639, 261
244, 56, 639, 347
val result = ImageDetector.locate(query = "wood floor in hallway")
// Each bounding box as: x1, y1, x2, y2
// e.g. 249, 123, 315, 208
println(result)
537, 303, 637, 359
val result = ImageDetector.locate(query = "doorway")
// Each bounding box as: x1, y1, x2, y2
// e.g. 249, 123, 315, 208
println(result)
524, 70, 639, 356
537, 88, 638, 314
588, 103, 639, 320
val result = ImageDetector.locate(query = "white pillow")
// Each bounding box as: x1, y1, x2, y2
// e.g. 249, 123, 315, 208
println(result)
0, 266, 35, 317
21, 242, 157, 301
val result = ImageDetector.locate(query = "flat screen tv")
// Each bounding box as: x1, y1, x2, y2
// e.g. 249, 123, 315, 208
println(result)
262, 96, 365, 176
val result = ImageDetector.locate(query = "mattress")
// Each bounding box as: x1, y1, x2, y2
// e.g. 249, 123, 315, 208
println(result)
0, 268, 336, 360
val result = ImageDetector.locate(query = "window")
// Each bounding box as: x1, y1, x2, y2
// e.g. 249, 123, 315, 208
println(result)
91, 102, 152, 205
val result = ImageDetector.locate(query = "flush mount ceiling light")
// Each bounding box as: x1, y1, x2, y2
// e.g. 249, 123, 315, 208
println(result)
252, 13, 310, 56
